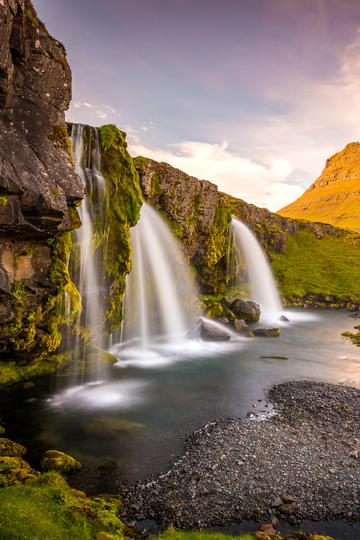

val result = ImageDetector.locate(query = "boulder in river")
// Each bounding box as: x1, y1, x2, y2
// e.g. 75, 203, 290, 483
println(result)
230, 299, 261, 323
252, 328, 280, 337
188, 318, 232, 341
234, 319, 249, 333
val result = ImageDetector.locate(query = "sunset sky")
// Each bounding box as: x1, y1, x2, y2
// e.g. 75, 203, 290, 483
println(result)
33, 0, 360, 211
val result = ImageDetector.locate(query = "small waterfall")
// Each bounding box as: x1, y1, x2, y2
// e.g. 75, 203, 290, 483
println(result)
113, 202, 200, 354
70, 124, 107, 371
229, 217, 282, 321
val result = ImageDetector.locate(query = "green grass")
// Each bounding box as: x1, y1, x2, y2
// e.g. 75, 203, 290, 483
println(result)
0, 472, 125, 539
271, 230, 360, 301
0, 474, 92, 539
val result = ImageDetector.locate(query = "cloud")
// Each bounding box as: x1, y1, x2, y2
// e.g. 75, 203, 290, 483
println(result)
66, 100, 120, 126
128, 138, 303, 211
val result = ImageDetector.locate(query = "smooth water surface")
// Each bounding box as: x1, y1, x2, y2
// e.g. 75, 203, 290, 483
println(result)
1, 310, 359, 485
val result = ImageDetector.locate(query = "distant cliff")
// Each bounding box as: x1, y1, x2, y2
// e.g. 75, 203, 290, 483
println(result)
134, 157, 360, 311
279, 142, 360, 233
0, 0, 83, 374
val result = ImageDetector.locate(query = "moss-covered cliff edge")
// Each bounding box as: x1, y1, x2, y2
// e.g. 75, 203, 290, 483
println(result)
134, 157, 360, 311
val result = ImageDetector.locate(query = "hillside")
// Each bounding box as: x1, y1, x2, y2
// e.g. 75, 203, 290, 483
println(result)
134, 156, 360, 310
279, 142, 360, 232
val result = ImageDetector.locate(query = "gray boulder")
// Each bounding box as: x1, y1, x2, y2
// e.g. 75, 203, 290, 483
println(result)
230, 299, 260, 323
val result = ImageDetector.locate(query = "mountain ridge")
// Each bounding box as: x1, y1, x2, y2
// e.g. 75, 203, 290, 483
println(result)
279, 142, 360, 232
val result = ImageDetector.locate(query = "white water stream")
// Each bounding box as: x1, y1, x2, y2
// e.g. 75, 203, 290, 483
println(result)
230, 217, 282, 321
114, 202, 200, 354
70, 124, 107, 365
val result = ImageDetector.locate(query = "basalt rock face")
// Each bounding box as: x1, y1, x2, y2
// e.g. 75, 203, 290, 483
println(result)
134, 157, 224, 292
279, 142, 360, 233
0, 0, 83, 365
134, 156, 360, 308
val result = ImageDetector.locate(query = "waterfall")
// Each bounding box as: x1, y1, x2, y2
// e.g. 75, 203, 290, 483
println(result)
229, 217, 282, 321
70, 124, 107, 370
112, 202, 200, 354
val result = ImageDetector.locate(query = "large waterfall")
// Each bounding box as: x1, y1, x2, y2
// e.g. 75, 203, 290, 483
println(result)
70, 124, 107, 370
111, 203, 200, 359
229, 217, 282, 321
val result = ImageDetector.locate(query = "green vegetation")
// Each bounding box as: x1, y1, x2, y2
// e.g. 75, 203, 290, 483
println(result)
41, 450, 82, 473
342, 325, 360, 346
0, 472, 128, 539
97, 124, 143, 333
270, 230, 360, 302
0, 233, 81, 385
0, 195, 8, 206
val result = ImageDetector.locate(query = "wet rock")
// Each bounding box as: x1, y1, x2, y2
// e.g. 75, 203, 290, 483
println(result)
252, 328, 280, 337
82, 417, 144, 438
230, 299, 261, 323
280, 314, 289, 322
234, 319, 249, 332
188, 318, 232, 341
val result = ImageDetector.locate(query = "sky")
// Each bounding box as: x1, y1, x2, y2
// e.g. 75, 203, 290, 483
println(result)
33, 0, 360, 211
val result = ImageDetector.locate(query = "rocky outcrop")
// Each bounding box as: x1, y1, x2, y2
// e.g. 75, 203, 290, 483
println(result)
134, 157, 227, 292
0, 0, 83, 365
0, 0, 83, 234
279, 142, 360, 233
134, 156, 360, 309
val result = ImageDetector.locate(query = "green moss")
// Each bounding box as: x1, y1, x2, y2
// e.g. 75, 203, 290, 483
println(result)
133, 155, 148, 170
205, 203, 232, 268
41, 450, 82, 473
0, 439, 26, 458
11, 280, 26, 304
0, 352, 73, 386
342, 325, 360, 347
0, 195, 8, 206
271, 230, 360, 301
150, 173, 163, 197
0, 471, 128, 539
0, 456, 38, 488
97, 124, 143, 333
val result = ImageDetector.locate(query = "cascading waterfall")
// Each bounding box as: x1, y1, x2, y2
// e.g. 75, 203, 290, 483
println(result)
229, 217, 282, 321
70, 124, 108, 370
112, 202, 200, 354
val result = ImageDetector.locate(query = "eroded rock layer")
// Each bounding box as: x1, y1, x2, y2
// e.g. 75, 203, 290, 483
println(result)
279, 142, 360, 233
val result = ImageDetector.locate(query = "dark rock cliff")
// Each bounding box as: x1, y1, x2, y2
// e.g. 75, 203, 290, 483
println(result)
0, 0, 83, 367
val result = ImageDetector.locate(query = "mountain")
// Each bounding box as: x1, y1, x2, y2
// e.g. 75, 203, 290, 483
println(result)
279, 142, 360, 232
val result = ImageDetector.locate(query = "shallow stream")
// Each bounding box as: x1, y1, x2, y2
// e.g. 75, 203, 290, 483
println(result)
1, 309, 359, 489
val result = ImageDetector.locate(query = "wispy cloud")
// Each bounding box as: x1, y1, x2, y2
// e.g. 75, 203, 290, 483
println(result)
128, 138, 302, 211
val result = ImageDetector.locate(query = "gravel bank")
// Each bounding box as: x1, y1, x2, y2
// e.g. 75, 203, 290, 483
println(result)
120, 381, 360, 530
